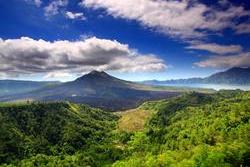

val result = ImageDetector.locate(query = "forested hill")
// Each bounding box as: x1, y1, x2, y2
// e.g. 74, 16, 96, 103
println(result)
0, 102, 119, 166
113, 91, 250, 166
1, 90, 250, 166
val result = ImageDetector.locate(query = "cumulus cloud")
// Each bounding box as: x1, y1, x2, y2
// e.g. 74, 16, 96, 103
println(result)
65, 11, 86, 20
80, 0, 250, 39
0, 37, 166, 77
186, 43, 242, 55
44, 0, 68, 16
194, 52, 250, 68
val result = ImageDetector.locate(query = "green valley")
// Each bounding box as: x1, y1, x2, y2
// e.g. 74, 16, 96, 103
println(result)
2, 1, 250, 166
0, 90, 250, 166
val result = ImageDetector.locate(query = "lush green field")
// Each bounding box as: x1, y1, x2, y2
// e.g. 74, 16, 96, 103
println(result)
0, 90, 250, 166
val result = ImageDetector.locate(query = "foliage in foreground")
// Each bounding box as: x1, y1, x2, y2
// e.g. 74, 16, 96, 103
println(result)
113, 91, 250, 166
0, 90, 250, 167
0, 102, 120, 166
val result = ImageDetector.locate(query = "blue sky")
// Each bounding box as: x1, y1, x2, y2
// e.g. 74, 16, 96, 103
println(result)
0, 0, 250, 81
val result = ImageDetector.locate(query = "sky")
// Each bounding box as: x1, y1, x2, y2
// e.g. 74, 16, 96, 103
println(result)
0, 0, 250, 81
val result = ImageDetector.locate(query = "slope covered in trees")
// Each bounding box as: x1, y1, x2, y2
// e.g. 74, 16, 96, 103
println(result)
0, 91, 250, 167
114, 91, 250, 166
0, 102, 119, 166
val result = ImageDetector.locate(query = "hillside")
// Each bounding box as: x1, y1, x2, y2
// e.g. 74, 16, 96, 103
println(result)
0, 71, 179, 111
116, 108, 154, 132
0, 102, 118, 166
1, 91, 250, 167
204, 67, 250, 84
143, 67, 250, 85
113, 91, 250, 166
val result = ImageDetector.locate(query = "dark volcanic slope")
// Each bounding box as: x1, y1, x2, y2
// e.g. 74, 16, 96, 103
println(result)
0, 71, 179, 111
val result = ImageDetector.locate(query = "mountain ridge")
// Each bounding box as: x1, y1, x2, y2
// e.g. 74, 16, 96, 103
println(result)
0, 80, 60, 96
142, 67, 250, 85
0, 71, 179, 111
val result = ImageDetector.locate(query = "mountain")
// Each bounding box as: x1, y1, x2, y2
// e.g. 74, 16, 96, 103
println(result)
0, 80, 60, 96
0, 71, 179, 111
203, 67, 250, 84
143, 67, 250, 85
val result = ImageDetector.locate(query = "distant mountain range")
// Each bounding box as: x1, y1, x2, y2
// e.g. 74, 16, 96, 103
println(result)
0, 71, 178, 111
0, 80, 59, 96
143, 67, 250, 85
1, 67, 248, 110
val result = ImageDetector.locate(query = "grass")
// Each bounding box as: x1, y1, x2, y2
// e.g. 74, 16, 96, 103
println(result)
115, 99, 171, 132
116, 108, 156, 132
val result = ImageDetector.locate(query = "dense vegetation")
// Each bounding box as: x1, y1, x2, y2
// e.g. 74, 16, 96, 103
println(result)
0, 90, 250, 166
0, 102, 119, 166
114, 91, 250, 166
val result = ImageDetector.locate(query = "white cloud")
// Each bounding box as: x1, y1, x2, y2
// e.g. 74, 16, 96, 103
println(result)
0, 37, 167, 77
195, 52, 250, 68
44, 0, 68, 16
235, 23, 250, 34
34, 0, 42, 7
43, 71, 73, 80
65, 11, 86, 20
80, 0, 250, 39
186, 43, 242, 55
25, 0, 42, 7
